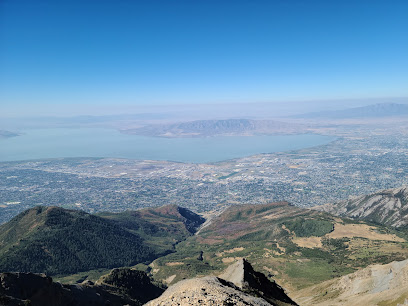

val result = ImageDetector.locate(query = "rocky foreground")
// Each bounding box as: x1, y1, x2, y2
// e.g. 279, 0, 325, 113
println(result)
0, 259, 296, 306
0, 268, 164, 306
147, 258, 297, 306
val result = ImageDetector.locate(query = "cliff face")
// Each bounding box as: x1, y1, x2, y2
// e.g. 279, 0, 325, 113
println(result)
318, 186, 408, 227
219, 259, 298, 306
147, 259, 297, 306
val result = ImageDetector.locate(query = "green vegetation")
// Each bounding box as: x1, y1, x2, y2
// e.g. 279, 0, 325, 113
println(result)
147, 202, 408, 290
98, 204, 204, 255
322, 238, 349, 252
0, 206, 153, 275
285, 260, 347, 289
0, 205, 204, 276
284, 218, 334, 237
55, 268, 111, 284
3, 202, 408, 294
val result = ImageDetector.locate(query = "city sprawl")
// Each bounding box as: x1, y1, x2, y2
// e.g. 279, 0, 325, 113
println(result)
2, 122, 408, 224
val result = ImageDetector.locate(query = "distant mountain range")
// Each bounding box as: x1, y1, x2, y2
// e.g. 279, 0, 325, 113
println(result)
123, 119, 307, 137
293, 102, 408, 119
0, 130, 19, 139
0, 113, 170, 130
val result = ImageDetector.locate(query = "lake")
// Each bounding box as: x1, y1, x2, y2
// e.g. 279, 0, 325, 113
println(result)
0, 128, 334, 163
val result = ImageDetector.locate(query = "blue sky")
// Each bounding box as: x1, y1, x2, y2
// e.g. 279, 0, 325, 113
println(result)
1, 0, 407, 116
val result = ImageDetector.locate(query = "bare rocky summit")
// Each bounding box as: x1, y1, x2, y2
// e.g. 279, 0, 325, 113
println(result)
147, 259, 297, 306
146, 276, 272, 306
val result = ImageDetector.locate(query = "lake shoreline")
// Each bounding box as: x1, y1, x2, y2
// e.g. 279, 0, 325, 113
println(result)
0, 128, 335, 163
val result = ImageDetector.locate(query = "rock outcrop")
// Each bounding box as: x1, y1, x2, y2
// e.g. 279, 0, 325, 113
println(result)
97, 267, 165, 304
0, 268, 164, 306
219, 258, 297, 305
147, 259, 297, 306
146, 276, 272, 305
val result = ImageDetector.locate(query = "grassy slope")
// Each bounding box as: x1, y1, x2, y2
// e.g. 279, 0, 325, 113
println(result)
149, 202, 408, 291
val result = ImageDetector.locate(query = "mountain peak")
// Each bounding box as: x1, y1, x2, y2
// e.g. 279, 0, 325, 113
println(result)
220, 258, 298, 305
148, 259, 297, 305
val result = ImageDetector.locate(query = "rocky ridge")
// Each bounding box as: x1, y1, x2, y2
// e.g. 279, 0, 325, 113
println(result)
0, 268, 164, 306
293, 259, 408, 305
147, 259, 297, 306
318, 185, 408, 227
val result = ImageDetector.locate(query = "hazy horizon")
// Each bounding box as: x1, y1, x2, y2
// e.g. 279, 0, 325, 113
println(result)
1, 97, 408, 119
